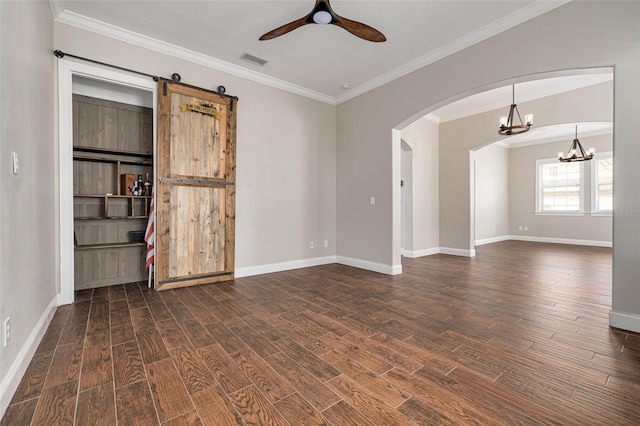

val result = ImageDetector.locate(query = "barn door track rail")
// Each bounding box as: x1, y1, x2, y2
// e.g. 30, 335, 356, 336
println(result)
53, 50, 238, 101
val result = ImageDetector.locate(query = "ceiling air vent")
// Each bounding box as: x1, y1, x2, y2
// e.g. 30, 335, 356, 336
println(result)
240, 52, 268, 67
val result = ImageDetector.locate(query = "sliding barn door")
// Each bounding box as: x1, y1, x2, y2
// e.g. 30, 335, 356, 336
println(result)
156, 79, 236, 290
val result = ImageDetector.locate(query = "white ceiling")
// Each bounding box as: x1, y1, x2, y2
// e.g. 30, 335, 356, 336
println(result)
433, 71, 614, 148
54, 0, 613, 137
431, 73, 614, 123
51, 0, 570, 104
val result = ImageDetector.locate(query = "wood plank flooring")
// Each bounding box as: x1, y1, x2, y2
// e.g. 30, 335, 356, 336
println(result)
4, 241, 640, 425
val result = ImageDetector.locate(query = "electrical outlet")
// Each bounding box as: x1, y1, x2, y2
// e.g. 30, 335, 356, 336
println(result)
524, 226, 528, 231
3, 317, 10, 346
518, 226, 523, 231
369, 196, 376, 206
324, 240, 329, 248
309, 241, 314, 249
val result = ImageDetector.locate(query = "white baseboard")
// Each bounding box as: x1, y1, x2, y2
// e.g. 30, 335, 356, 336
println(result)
336, 256, 402, 275
236, 255, 402, 278
413, 234, 611, 256
235, 256, 337, 278
1, 295, 59, 418
609, 310, 640, 333
474, 235, 511, 246
509, 235, 612, 247
236, 235, 610, 280
439, 247, 476, 257
402, 247, 477, 258
401, 247, 440, 258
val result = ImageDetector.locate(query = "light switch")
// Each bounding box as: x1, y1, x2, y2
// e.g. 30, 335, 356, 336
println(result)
370, 196, 376, 206
11, 152, 18, 175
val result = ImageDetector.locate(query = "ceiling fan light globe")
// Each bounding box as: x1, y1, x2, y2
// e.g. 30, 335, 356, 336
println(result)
313, 11, 332, 25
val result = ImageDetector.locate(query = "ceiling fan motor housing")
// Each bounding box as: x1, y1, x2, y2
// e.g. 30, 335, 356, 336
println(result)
307, 1, 339, 25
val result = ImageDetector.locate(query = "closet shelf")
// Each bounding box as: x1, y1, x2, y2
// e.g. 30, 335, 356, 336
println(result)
75, 242, 146, 250
73, 145, 152, 158
74, 216, 149, 220
73, 153, 153, 166
74, 194, 152, 199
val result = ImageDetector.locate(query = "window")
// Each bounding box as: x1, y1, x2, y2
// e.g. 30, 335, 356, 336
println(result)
592, 151, 613, 213
536, 158, 584, 214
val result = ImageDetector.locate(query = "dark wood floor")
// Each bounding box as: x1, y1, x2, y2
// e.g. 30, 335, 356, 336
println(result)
3, 241, 640, 425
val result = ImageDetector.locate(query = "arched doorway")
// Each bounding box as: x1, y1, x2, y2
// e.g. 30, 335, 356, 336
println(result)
392, 68, 614, 266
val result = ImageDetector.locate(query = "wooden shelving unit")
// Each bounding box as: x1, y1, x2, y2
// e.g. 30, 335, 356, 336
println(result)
73, 194, 152, 220
72, 94, 153, 290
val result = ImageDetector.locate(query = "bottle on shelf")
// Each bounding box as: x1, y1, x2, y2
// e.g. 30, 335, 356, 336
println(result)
144, 172, 151, 196
137, 174, 143, 196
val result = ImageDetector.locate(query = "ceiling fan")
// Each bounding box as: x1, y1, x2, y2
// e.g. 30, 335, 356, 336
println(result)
259, 0, 386, 43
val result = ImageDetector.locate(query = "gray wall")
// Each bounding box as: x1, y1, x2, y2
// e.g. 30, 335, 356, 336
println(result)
1, 2, 338, 414
439, 81, 613, 251
509, 134, 613, 243
0, 0, 57, 413
441, 80, 613, 246
336, 1, 639, 322
401, 118, 439, 254
473, 134, 613, 246
474, 144, 510, 243
54, 22, 338, 273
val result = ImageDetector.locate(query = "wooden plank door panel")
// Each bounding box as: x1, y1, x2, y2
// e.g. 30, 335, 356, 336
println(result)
156, 80, 236, 290
167, 185, 226, 277
169, 93, 227, 179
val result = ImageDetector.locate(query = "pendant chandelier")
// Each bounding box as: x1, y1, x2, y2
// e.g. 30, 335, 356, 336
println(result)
558, 125, 594, 162
498, 85, 533, 136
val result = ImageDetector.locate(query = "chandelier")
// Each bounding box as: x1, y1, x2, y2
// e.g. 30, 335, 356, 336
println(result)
558, 125, 594, 162
498, 85, 533, 136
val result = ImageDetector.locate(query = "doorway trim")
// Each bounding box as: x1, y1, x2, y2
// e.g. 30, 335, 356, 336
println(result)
400, 139, 413, 255
57, 59, 157, 304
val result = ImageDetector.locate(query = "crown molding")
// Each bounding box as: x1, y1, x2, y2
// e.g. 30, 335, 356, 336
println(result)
335, 0, 571, 105
49, 0, 64, 19
52, 9, 336, 105
51, 0, 569, 106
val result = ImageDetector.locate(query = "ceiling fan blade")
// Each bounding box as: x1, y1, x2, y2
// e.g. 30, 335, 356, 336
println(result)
335, 16, 386, 42
259, 16, 309, 41
260, 0, 386, 43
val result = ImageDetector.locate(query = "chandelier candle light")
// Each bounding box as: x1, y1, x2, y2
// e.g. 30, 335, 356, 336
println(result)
498, 85, 533, 135
558, 125, 595, 162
